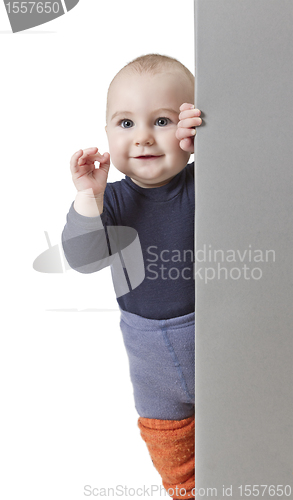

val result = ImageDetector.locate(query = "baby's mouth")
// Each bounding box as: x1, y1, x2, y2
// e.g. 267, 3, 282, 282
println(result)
134, 155, 163, 160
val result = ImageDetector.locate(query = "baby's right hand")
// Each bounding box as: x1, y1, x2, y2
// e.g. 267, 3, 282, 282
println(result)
70, 147, 110, 197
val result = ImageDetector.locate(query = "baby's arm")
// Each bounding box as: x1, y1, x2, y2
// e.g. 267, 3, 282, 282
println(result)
62, 147, 112, 273
176, 103, 202, 153
70, 147, 110, 217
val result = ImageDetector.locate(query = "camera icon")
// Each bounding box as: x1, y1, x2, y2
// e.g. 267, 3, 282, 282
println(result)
33, 227, 145, 299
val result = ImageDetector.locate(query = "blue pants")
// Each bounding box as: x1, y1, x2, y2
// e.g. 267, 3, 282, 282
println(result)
120, 309, 195, 420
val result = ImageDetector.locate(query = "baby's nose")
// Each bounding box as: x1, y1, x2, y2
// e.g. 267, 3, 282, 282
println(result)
134, 129, 154, 147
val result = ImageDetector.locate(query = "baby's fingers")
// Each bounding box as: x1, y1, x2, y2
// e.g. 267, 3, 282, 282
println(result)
96, 152, 111, 176
70, 149, 84, 173
80, 151, 110, 167
179, 103, 195, 112
70, 147, 99, 171
179, 104, 201, 121
99, 152, 110, 165
176, 126, 196, 142
179, 137, 195, 153
78, 147, 101, 165
178, 117, 202, 129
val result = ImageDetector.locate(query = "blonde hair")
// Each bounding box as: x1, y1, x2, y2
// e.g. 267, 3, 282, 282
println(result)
120, 53, 194, 85
106, 53, 194, 118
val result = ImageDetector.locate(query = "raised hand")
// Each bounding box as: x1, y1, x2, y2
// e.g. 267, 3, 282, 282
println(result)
176, 103, 202, 153
70, 147, 110, 197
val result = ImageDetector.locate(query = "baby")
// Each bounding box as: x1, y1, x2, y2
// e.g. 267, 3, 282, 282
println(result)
62, 54, 202, 500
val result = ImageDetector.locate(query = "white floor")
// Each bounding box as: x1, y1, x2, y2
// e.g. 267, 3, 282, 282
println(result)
1, 264, 165, 499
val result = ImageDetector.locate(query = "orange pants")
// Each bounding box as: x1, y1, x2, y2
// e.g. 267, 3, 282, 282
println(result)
138, 415, 195, 499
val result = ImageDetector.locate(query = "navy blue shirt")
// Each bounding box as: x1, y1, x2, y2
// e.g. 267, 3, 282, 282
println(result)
62, 163, 195, 319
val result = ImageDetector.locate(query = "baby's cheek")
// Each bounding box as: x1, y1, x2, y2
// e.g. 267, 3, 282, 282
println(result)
108, 135, 124, 158
171, 133, 183, 149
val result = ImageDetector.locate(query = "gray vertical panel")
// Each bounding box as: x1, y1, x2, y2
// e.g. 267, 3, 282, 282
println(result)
195, 1, 293, 497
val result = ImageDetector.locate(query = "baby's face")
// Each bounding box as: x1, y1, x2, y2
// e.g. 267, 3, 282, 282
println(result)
106, 70, 193, 188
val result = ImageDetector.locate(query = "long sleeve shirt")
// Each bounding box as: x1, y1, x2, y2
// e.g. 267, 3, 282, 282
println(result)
62, 162, 195, 320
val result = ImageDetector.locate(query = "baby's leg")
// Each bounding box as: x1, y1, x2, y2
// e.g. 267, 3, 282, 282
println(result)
138, 415, 195, 500
120, 309, 195, 499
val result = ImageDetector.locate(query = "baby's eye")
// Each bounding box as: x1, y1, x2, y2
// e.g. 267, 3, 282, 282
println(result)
120, 119, 134, 128
155, 117, 171, 127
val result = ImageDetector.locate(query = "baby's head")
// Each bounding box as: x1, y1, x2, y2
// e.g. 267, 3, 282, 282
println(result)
105, 54, 195, 188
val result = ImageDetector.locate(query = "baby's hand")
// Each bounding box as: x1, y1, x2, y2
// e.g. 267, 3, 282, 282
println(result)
70, 147, 110, 197
176, 103, 202, 152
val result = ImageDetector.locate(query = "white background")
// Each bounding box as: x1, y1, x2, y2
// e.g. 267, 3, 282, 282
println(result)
0, 1, 194, 499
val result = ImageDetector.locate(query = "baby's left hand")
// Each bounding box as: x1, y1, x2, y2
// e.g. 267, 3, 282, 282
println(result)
176, 103, 202, 152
